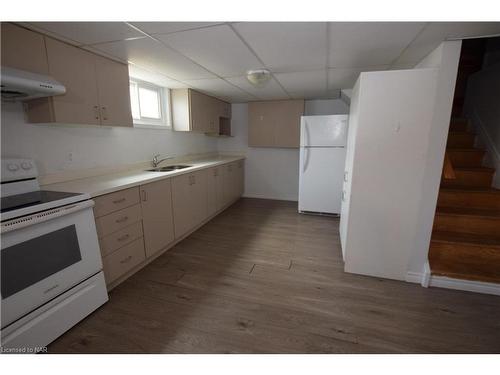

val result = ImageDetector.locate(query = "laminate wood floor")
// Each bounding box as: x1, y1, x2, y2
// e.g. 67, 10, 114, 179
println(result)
48, 198, 500, 353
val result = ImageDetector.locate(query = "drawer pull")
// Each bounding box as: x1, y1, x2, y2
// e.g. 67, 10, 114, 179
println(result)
112, 198, 126, 204
117, 234, 130, 242
120, 255, 133, 264
115, 216, 129, 223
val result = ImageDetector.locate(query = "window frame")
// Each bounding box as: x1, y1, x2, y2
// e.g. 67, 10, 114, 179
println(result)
129, 78, 172, 129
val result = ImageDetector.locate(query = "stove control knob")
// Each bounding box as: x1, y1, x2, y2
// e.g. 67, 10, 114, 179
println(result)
7, 163, 20, 171
21, 162, 33, 170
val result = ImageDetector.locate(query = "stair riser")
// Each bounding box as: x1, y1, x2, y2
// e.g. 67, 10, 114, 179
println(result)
441, 170, 494, 188
433, 214, 500, 236
429, 241, 500, 283
447, 133, 475, 148
437, 191, 500, 210
449, 120, 468, 132
447, 150, 485, 167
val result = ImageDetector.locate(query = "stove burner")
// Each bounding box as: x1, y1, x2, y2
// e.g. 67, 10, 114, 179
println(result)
1, 190, 82, 213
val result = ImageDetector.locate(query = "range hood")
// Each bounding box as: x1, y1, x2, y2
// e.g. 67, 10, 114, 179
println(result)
1, 67, 66, 101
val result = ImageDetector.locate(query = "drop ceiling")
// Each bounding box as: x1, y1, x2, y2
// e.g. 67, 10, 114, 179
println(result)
20, 21, 500, 103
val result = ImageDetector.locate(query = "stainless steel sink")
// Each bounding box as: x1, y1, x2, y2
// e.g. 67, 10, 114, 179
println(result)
145, 165, 192, 172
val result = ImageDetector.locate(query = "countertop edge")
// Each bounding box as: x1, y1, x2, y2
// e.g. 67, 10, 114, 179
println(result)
41, 156, 245, 198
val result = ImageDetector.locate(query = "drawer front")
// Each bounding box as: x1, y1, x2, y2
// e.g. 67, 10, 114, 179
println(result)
103, 237, 145, 284
99, 221, 144, 257
96, 204, 142, 237
94, 187, 140, 217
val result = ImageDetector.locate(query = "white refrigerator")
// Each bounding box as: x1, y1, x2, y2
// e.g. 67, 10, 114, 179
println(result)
298, 115, 348, 215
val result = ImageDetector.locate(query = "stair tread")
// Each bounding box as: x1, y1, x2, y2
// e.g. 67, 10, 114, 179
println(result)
431, 269, 500, 284
446, 148, 485, 152
453, 166, 495, 172
432, 231, 500, 247
436, 206, 500, 217
440, 186, 500, 193
448, 131, 475, 135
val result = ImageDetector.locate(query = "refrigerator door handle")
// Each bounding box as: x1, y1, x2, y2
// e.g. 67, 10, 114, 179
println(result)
304, 120, 311, 147
303, 147, 310, 173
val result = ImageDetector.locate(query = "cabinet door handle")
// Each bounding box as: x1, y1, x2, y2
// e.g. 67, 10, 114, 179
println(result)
101, 106, 108, 121
115, 216, 129, 223
141, 190, 147, 202
93, 105, 100, 120
120, 255, 133, 264
117, 234, 130, 242
112, 198, 126, 204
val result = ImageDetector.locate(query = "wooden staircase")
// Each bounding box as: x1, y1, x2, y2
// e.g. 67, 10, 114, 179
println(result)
429, 118, 500, 283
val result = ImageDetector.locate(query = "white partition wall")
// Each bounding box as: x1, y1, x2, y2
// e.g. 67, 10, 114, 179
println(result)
341, 68, 439, 280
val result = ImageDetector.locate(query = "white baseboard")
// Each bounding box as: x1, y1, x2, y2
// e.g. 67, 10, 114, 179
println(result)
406, 271, 500, 296
405, 272, 423, 284
242, 193, 298, 202
405, 262, 431, 287
429, 276, 500, 296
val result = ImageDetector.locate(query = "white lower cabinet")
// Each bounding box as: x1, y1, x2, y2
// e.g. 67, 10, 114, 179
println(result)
94, 160, 244, 288
207, 166, 225, 216
171, 169, 208, 239
140, 178, 175, 258
223, 161, 245, 206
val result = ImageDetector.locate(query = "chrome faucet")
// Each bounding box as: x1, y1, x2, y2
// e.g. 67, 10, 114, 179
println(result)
151, 154, 175, 168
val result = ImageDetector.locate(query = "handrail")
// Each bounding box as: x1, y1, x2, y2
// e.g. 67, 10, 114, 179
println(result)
442, 151, 456, 180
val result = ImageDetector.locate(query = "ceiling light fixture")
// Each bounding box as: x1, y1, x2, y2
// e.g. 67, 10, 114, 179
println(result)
246, 69, 271, 88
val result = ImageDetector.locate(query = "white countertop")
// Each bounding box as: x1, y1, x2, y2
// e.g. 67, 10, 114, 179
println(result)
41, 155, 245, 198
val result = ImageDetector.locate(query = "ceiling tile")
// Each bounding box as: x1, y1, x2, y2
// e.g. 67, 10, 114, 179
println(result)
394, 22, 500, 66
128, 65, 187, 89
182, 78, 255, 102
225, 75, 289, 100
273, 70, 327, 97
289, 89, 335, 100
328, 66, 389, 90
328, 22, 425, 68
90, 37, 215, 80
130, 22, 221, 35
158, 24, 262, 77
25, 22, 146, 46
233, 22, 327, 72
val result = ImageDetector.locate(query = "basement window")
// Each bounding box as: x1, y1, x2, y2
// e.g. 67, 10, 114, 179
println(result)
129, 79, 171, 128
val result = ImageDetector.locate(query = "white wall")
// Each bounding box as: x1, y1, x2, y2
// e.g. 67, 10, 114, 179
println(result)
464, 63, 500, 187
1, 101, 218, 177
408, 41, 462, 276
1, 97, 348, 201
218, 99, 349, 201
304, 98, 349, 116
343, 68, 440, 281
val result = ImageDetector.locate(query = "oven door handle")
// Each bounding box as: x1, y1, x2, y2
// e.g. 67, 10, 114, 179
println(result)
1, 200, 95, 234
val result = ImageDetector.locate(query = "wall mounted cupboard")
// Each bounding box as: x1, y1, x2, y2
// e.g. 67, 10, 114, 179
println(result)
1, 23, 49, 75
248, 99, 305, 148
171, 88, 231, 134
1, 23, 133, 127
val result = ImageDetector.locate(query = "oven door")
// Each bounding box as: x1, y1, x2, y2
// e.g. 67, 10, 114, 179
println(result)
1, 200, 103, 328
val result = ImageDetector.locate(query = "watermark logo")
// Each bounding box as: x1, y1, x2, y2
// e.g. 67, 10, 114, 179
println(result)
0, 346, 48, 353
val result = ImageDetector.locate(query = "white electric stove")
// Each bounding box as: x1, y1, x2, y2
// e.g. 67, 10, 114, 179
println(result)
0, 158, 108, 352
